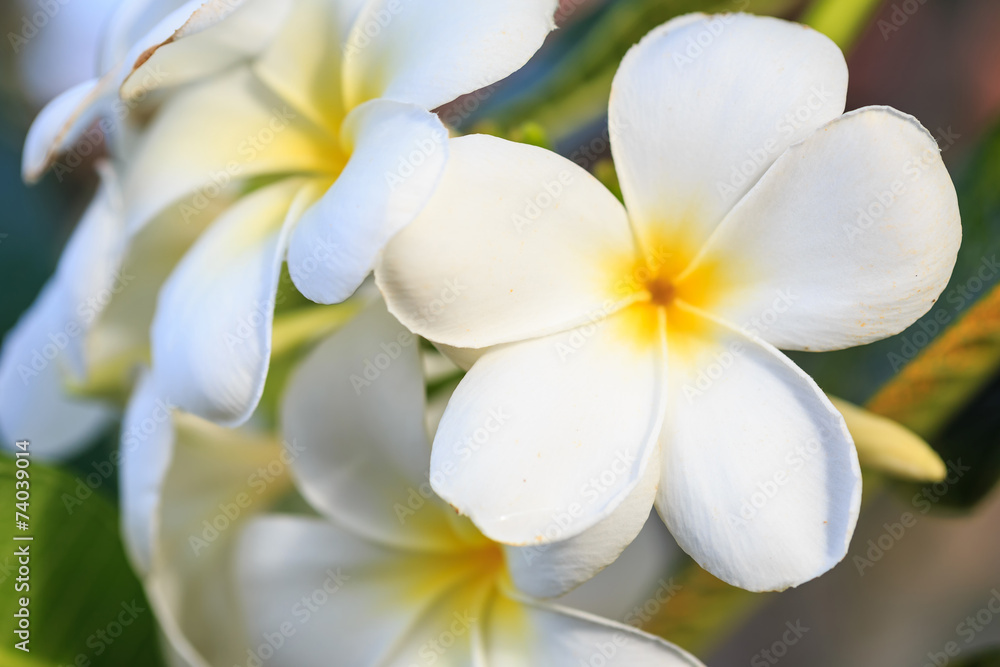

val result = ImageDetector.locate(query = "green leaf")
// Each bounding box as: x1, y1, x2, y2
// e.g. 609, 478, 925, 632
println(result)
948, 649, 1000, 667
801, 0, 884, 51
477, 0, 801, 143
0, 455, 165, 667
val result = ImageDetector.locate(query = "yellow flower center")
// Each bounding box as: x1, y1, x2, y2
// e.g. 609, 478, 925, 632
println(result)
610, 232, 731, 349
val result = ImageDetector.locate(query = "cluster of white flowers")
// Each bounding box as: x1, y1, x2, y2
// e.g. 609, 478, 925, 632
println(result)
0, 1, 960, 665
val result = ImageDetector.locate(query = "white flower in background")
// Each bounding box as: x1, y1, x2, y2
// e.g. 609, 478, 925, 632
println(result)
12, 0, 121, 106
0, 164, 121, 457
5, 0, 559, 449
376, 13, 962, 591
121, 299, 702, 667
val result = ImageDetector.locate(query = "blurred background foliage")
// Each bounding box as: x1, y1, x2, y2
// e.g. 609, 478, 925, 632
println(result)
1, 0, 1000, 665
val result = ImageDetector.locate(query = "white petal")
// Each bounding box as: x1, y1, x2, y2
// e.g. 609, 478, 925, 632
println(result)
100, 0, 192, 72
342, 0, 557, 111
83, 184, 234, 391
120, 371, 175, 575
22, 77, 109, 183
287, 99, 449, 304
656, 308, 861, 591
487, 592, 704, 666
235, 515, 491, 667
252, 0, 365, 132
119, 0, 291, 101
377, 134, 637, 348
52, 164, 127, 376
0, 281, 113, 459
685, 107, 962, 351
610, 13, 847, 251
129, 403, 287, 667
122, 67, 337, 236
557, 514, 684, 624
431, 309, 666, 546
504, 445, 660, 599
281, 298, 462, 551
150, 178, 307, 425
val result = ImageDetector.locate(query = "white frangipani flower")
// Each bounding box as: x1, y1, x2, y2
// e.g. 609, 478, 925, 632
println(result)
237, 300, 703, 666
17, 0, 560, 429
120, 299, 702, 667
375, 13, 962, 591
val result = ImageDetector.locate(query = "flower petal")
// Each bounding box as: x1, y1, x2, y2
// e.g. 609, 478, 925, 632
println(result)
120, 375, 288, 667
281, 298, 462, 552
121, 67, 337, 236
22, 77, 108, 183
557, 515, 684, 624
686, 107, 962, 351
657, 308, 861, 591
119, 0, 291, 101
342, 0, 557, 111
235, 515, 490, 667
377, 134, 637, 348
487, 592, 705, 666
150, 177, 308, 425
609, 13, 847, 252
51, 164, 127, 376
504, 445, 660, 599
0, 280, 113, 459
430, 309, 666, 546
287, 99, 449, 305
83, 180, 234, 394
119, 372, 175, 575
100, 0, 194, 71
252, 0, 365, 132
